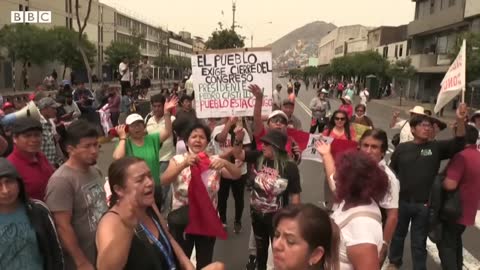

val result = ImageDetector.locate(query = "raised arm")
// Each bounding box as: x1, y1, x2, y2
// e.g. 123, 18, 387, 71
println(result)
249, 84, 265, 136
159, 97, 178, 143
315, 140, 337, 192
112, 125, 128, 160
390, 111, 400, 128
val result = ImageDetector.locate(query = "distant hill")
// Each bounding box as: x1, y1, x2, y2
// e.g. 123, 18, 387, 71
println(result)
271, 21, 337, 57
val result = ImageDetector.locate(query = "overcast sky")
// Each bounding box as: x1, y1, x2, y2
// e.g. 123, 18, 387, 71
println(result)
100, 0, 415, 46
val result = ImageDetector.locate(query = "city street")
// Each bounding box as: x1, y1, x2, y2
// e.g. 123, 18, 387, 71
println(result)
95, 78, 480, 269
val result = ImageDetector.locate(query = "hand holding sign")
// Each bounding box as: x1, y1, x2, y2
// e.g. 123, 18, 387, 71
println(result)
456, 103, 467, 121
315, 139, 331, 156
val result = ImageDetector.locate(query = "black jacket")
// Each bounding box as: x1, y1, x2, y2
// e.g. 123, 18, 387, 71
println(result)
26, 199, 64, 270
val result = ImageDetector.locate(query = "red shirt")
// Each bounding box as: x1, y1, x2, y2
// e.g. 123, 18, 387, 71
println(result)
339, 104, 353, 118
322, 127, 357, 141
446, 146, 480, 226
7, 147, 54, 201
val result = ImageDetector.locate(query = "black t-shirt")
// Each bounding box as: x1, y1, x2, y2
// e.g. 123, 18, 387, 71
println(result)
294, 81, 301, 90
390, 137, 464, 202
244, 150, 301, 213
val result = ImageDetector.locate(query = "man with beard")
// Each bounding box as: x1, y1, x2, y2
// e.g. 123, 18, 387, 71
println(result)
45, 120, 108, 270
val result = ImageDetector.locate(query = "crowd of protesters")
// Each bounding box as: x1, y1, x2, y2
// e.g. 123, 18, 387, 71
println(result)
0, 66, 479, 270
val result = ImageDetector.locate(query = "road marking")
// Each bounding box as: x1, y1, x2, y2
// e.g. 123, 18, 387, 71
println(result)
295, 99, 312, 117
427, 238, 480, 270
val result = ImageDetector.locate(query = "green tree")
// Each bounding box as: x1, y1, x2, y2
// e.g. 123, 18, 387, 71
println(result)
104, 41, 141, 69
451, 32, 480, 82
0, 24, 53, 65
0, 24, 52, 89
303, 66, 319, 79
387, 58, 416, 106
205, 29, 245, 49
75, 0, 95, 89
49, 27, 96, 79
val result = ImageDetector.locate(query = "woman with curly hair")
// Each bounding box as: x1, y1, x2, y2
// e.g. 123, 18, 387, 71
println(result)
316, 143, 388, 270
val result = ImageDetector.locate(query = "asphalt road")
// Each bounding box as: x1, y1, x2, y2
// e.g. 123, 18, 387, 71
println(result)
96, 77, 480, 269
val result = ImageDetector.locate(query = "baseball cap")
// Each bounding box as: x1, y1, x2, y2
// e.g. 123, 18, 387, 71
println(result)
282, 99, 294, 106
12, 117, 42, 135
37, 97, 61, 110
0, 158, 20, 179
125, 113, 144, 125
268, 110, 288, 121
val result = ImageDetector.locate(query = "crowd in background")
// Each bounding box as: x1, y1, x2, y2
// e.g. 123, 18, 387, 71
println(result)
0, 69, 479, 270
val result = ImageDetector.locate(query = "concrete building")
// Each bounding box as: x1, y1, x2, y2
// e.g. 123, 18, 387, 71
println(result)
168, 31, 193, 79
376, 40, 410, 63
367, 25, 409, 63
407, 0, 480, 101
0, 0, 201, 89
367, 25, 408, 50
193, 36, 206, 52
0, 0, 104, 90
317, 25, 371, 66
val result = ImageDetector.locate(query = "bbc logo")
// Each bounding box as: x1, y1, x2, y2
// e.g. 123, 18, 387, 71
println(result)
11, 11, 52, 23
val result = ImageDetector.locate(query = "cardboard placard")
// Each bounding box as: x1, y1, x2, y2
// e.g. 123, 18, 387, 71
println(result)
191, 48, 273, 118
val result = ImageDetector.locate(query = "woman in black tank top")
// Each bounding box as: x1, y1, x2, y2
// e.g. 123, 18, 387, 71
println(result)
95, 157, 193, 270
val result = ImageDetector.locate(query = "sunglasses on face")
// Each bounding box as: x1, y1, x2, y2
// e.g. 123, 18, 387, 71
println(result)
270, 117, 287, 125
334, 117, 346, 121
356, 110, 365, 113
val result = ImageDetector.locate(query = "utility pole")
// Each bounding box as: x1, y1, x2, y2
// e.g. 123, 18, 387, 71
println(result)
232, 0, 236, 31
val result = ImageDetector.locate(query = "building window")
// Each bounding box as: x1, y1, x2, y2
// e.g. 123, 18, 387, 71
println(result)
19, 4, 23, 10
383, 46, 388, 58
430, 0, 435, 14
395, 45, 398, 58
449, 0, 455, 7
399, 44, 404, 57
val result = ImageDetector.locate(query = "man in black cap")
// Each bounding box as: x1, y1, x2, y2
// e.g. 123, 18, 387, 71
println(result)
7, 117, 54, 201
0, 157, 63, 270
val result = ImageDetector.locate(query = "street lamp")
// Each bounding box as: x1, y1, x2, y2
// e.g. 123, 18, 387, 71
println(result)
241, 21, 273, 48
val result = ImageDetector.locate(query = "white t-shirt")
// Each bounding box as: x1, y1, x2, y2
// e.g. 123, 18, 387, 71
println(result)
392, 119, 413, 143
272, 90, 281, 109
359, 90, 369, 105
331, 200, 383, 270
378, 159, 400, 209
118, 62, 130, 82
146, 114, 176, 161
211, 124, 251, 175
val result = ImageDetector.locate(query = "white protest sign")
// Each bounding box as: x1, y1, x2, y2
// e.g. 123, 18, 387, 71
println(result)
434, 39, 466, 113
191, 48, 273, 119
301, 134, 334, 163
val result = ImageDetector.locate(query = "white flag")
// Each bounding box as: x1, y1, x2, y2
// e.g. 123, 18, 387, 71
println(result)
301, 134, 333, 163
434, 39, 466, 113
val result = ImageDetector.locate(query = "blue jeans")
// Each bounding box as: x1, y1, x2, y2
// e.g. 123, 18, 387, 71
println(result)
388, 200, 429, 270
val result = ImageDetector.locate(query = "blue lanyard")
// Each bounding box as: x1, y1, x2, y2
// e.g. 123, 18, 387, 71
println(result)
140, 219, 176, 270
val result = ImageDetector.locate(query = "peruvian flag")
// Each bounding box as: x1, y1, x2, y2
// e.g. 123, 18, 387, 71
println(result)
185, 152, 227, 239
434, 39, 466, 113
